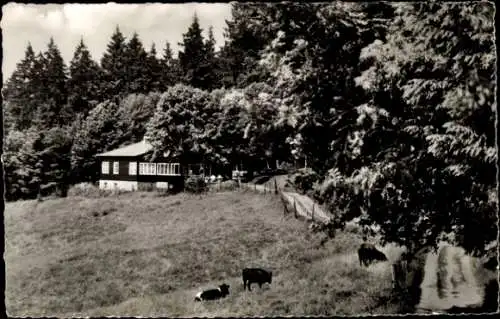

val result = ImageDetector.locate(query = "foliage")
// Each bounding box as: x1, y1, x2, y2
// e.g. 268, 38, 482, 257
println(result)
70, 100, 120, 183
116, 92, 161, 145
184, 175, 208, 194
4, 126, 73, 200
145, 84, 218, 164
218, 3, 272, 88
317, 2, 497, 255
67, 183, 112, 198
289, 168, 320, 196
258, 2, 391, 175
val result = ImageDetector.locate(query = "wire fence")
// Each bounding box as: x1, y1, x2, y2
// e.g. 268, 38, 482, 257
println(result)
239, 178, 332, 224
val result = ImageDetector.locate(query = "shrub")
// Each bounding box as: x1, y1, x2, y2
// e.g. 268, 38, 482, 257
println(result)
289, 168, 320, 194
218, 180, 238, 191
68, 183, 112, 198
184, 176, 208, 194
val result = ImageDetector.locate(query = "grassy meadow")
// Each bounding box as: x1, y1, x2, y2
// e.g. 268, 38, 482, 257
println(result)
5, 190, 405, 317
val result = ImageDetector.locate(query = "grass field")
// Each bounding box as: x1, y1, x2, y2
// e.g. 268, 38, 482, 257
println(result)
5, 190, 404, 317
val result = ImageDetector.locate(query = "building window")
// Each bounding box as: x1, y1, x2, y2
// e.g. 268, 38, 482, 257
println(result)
157, 163, 168, 175
139, 162, 157, 175
101, 161, 109, 174
156, 163, 180, 176
129, 162, 137, 175
113, 162, 119, 175
173, 163, 180, 175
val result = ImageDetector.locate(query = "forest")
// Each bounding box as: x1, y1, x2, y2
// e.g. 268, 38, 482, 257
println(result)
2, 2, 497, 256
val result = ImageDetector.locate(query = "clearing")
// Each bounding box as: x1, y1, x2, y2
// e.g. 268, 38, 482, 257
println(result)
5, 191, 403, 317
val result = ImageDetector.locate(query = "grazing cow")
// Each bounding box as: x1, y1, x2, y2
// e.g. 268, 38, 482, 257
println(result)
358, 243, 388, 267
194, 283, 230, 301
242, 268, 272, 291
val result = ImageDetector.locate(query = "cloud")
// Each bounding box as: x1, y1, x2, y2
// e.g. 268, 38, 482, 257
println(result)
1, 3, 232, 79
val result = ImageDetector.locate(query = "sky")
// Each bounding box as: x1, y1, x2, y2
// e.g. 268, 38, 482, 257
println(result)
1, 2, 232, 81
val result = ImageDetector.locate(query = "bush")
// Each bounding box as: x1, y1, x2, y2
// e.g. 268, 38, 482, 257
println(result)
68, 183, 112, 198
184, 176, 208, 194
289, 168, 320, 194
219, 180, 238, 191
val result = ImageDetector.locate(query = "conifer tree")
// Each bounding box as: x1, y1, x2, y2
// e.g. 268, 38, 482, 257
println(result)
29, 38, 70, 128
68, 38, 103, 115
178, 13, 210, 89
161, 41, 181, 87
146, 43, 162, 92
101, 26, 128, 97
125, 32, 149, 93
202, 26, 220, 90
3, 43, 38, 130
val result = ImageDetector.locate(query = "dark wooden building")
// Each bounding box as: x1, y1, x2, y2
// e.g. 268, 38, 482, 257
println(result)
95, 140, 185, 192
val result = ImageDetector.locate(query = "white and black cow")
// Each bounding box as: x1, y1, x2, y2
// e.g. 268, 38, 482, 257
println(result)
194, 283, 230, 301
242, 268, 272, 291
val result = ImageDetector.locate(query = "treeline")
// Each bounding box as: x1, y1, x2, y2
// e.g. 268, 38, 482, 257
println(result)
2, 2, 497, 255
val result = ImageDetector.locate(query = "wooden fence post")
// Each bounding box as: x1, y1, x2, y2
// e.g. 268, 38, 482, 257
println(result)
293, 199, 298, 218
254, 183, 257, 192
312, 203, 315, 221
274, 178, 278, 195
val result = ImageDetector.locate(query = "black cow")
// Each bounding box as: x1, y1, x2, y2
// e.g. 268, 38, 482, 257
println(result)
358, 243, 388, 267
194, 283, 230, 301
242, 268, 272, 291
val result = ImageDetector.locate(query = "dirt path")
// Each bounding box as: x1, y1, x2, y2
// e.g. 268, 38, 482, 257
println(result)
416, 245, 492, 313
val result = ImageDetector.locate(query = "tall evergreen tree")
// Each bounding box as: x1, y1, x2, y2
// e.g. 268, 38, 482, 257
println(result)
29, 38, 69, 128
3, 43, 38, 130
100, 26, 128, 97
219, 3, 271, 88
43, 37, 68, 107
67, 38, 103, 116
178, 13, 211, 89
124, 32, 149, 93
202, 26, 220, 90
161, 41, 181, 87
146, 43, 162, 92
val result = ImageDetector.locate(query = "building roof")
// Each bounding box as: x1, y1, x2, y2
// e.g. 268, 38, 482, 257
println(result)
96, 140, 154, 157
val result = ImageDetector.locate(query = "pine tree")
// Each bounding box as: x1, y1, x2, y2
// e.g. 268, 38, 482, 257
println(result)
100, 26, 128, 97
201, 26, 220, 90
178, 13, 210, 89
3, 43, 38, 130
67, 38, 103, 116
44, 38, 68, 106
124, 32, 149, 93
146, 43, 162, 91
29, 38, 70, 128
161, 41, 181, 87
219, 3, 272, 88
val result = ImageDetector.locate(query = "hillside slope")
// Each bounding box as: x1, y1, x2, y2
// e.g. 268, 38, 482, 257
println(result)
5, 191, 401, 317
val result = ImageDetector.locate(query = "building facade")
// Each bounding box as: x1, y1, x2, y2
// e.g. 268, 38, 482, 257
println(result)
96, 140, 184, 192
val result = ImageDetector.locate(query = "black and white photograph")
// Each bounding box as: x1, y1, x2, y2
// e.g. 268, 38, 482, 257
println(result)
2, 1, 498, 316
